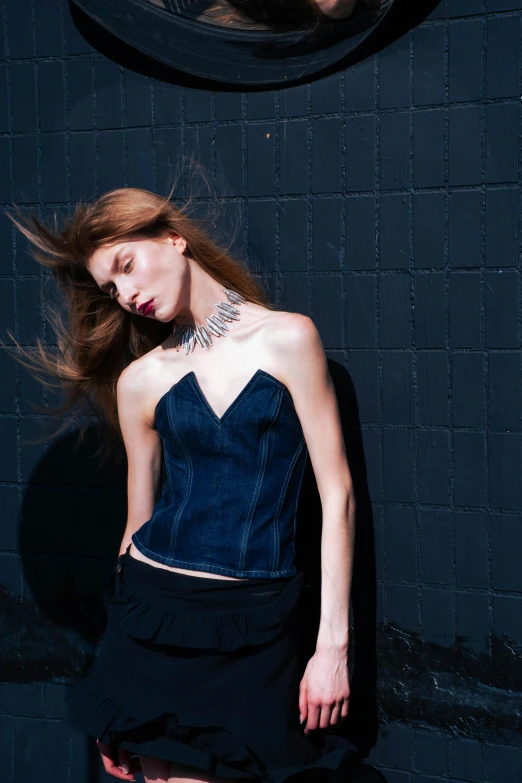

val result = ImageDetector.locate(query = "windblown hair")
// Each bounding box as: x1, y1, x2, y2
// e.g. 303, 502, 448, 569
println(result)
4, 179, 275, 455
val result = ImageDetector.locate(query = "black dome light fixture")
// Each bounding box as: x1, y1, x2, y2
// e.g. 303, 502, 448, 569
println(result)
70, 0, 398, 88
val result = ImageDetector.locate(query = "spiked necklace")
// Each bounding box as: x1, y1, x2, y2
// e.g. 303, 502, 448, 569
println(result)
172, 288, 247, 354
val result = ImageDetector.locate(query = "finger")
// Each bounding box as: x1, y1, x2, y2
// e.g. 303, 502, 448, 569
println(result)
304, 702, 321, 735
118, 748, 132, 775
108, 764, 136, 781
329, 702, 342, 726
97, 741, 135, 780
103, 761, 135, 780
116, 748, 138, 780
298, 682, 308, 725
97, 740, 117, 772
340, 697, 350, 719
319, 704, 333, 730
111, 770, 135, 780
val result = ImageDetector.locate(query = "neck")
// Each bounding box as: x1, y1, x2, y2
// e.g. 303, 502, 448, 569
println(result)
174, 259, 229, 327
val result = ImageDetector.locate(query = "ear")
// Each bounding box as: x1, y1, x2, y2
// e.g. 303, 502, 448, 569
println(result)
170, 232, 187, 255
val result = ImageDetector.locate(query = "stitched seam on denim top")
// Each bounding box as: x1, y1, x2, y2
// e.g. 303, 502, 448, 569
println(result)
189, 376, 221, 428
144, 436, 178, 541
220, 371, 264, 424
238, 385, 284, 572
161, 433, 175, 498
141, 435, 175, 539
292, 442, 308, 565
271, 437, 306, 572
240, 390, 283, 568
189, 370, 264, 427
166, 390, 194, 554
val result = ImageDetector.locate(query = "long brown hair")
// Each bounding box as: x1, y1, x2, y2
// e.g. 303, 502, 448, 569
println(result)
3, 179, 275, 456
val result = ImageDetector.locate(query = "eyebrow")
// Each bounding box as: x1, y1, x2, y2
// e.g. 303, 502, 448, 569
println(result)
99, 248, 125, 292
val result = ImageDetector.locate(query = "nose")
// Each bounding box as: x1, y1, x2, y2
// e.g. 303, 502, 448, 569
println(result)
118, 281, 139, 308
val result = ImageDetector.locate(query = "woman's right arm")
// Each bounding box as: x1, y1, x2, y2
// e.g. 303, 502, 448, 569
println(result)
115, 362, 163, 557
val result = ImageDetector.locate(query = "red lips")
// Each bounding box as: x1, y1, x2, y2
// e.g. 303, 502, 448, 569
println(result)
138, 299, 154, 315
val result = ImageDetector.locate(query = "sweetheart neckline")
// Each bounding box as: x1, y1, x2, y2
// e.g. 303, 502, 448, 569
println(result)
154, 368, 289, 425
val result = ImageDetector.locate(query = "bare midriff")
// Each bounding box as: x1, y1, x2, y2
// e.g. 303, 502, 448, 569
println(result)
128, 542, 251, 580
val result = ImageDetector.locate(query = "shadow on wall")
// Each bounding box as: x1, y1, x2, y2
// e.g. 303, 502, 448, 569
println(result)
1, 425, 127, 682
0, 420, 129, 780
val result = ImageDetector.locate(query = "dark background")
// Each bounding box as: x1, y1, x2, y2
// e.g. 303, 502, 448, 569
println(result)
0, 0, 521, 781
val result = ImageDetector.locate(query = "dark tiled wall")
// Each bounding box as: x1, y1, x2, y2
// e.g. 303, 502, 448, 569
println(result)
0, 0, 521, 781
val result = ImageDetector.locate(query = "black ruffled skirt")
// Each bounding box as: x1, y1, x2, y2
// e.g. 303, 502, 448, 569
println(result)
65, 546, 359, 782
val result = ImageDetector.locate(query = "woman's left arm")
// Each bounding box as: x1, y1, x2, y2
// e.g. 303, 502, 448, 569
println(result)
272, 313, 355, 735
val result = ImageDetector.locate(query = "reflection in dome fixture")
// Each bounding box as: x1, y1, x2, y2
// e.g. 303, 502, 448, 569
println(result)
71, 0, 400, 87
149, 0, 376, 31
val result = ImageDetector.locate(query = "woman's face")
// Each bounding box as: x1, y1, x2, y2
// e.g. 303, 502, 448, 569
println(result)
88, 233, 188, 322
313, 0, 357, 18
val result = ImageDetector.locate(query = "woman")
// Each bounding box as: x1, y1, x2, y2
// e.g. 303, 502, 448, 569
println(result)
7, 186, 356, 783
169, 0, 358, 30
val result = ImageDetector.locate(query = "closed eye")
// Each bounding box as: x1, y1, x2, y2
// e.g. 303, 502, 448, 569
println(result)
107, 259, 133, 299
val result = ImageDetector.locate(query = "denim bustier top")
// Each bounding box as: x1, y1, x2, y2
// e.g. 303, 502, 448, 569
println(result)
131, 368, 309, 579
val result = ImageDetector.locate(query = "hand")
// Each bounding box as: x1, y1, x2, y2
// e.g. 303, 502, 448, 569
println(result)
96, 739, 142, 780
298, 648, 350, 735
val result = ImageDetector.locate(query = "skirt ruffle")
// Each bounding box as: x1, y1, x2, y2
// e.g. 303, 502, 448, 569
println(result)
105, 551, 306, 653
71, 691, 360, 782
66, 548, 361, 782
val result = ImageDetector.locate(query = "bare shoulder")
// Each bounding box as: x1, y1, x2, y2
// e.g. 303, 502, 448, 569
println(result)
264, 310, 324, 360
116, 349, 163, 407
262, 311, 329, 390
